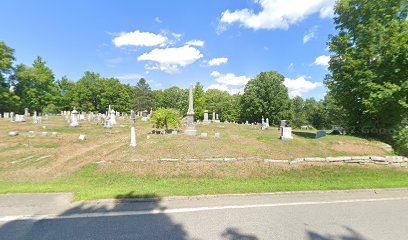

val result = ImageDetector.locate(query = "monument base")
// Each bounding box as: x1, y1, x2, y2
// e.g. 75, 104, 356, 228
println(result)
185, 127, 197, 136
70, 123, 79, 128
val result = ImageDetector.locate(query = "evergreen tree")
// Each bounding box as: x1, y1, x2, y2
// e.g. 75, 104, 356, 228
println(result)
133, 78, 155, 112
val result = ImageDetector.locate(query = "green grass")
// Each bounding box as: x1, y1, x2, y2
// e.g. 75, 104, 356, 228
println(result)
32, 143, 60, 148
0, 163, 407, 201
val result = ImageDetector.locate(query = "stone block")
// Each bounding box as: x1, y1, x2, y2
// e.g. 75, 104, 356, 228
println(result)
351, 156, 371, 160
8, 131, 18, 136
79, 134, 86, 141
41, 132, 48, 137
200, 132, 208, 138
304, 157, 326, 162
214, 133, 221, 139
264, 159, 289, 164
290, 158, 304, 164
326, 156, 351, 162
315, 130, 326, 139
370, 156, 386, 161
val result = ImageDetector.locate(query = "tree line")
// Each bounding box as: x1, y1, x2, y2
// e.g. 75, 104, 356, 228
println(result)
0, 47, 336, 128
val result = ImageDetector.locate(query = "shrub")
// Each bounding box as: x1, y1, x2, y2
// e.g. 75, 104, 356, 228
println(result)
150, 108, 181, 130
393, 128, 408, 156
42, 104, 58, 114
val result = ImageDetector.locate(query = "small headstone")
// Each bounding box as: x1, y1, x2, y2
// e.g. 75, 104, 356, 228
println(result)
14, 114, 26, 123
51, 132, 58, 137
280, 127, 293, 140
214, 132, 221, 139
8, 131, 19, 136
200, 132, 208, 138
104, 118, 113, 129
78, 134, 86, 141
315, 130, 327, 139
171, 131, 178, 135
41, 132, 48, 137
28, 131, 35, 138
203, 110, 210, 123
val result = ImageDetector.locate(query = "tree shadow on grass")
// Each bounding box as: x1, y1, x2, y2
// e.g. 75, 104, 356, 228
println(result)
0, 192, 187, 240
293, 131, 316, 139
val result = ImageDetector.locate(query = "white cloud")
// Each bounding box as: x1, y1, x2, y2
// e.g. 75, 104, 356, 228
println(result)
207, 57, 228, 66
284, 76, 322, 97
113, 30, 168, 47
210, 71, 250, 86
185, 40, 205, 47
303, 25, 319, 44
314, 55, 330, 66
115, 74, 144, 81
137, 45, 203, 74
206, 84, 244, 95
219, 0, 335, 31
154, 17, 163, 23
320, 4, 335, 18
210, 71, 221, 77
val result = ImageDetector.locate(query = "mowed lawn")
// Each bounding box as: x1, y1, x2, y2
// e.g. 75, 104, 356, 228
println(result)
0, 163, 408, 201
0, 116, 406, 200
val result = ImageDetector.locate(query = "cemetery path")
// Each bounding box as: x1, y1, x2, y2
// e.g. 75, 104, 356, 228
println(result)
0, 188, 408, 239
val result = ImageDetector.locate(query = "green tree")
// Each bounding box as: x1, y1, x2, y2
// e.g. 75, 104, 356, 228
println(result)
241, 71, 291, 124
204, 89, 241, 122
0, 41, 19, 112
153, 86, 188, 113
325, 0, 408, 136
133, 78, 154, 112
71, 72, 133, 113
71, 71, 102, 111
193, 82, 205, 119
290, 96, 307, 128
12, 56, 60, 113
56, 76, 75, 110
150, 108, 181, 130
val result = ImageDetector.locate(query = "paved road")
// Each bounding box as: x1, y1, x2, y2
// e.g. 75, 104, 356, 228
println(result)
1, 189, 408, 240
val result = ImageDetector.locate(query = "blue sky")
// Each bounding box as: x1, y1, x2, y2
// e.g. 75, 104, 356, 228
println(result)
0, 0, 336, 99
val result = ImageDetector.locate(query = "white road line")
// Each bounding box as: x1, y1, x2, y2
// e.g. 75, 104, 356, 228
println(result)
1, 197, 407, 222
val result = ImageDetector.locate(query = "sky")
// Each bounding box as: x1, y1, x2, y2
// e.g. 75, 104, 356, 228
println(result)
0, 0, 336, 99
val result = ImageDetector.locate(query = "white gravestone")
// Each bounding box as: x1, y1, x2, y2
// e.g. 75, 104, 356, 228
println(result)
280, 127, 293, 140
130, 127, 137, 147
15, 114, 26, 123
70, 108, 80, 127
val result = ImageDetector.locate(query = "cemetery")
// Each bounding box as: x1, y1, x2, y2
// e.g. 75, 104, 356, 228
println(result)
1, 88, 407, 200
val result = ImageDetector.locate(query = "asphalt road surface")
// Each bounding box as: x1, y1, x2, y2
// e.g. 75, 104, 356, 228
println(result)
1, 188, 408, 240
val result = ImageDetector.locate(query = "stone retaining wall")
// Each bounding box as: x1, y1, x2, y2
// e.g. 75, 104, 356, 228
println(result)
98, 156, 408, 168
151, 156, 408, 168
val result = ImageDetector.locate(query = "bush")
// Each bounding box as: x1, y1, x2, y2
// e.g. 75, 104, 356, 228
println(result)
393, 128, 408, 156
150, 108, 181, 130
42, 104, 58, 114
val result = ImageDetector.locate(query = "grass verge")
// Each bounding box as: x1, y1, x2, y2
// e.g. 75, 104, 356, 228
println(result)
0, 163, 407, 201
